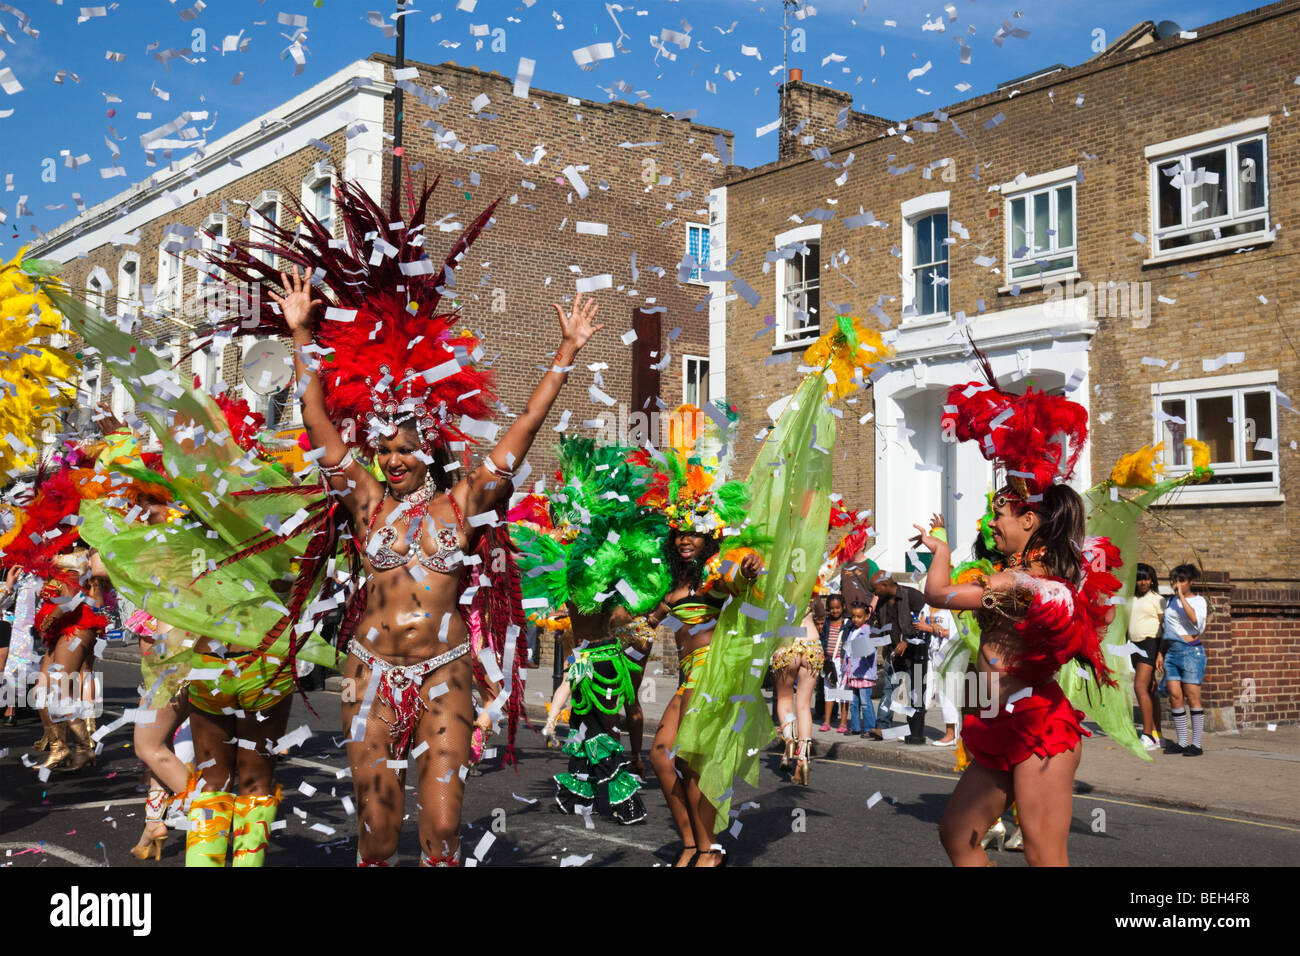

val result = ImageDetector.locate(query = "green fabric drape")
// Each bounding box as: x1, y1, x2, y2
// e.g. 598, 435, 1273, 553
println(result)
53, 288, 342, 671
674, 371, 837, 830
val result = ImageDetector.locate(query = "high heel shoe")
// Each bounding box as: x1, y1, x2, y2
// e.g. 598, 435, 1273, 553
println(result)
695, 844, 728, 867
541, 718, 557, 746
674, 844, 698, 867
130, 823, 168, 862
1004, 827, 1024, 852
778, 720, 796, 773
792, 737, 811, 786
32, 731, 50, 752
980, 817, 1007, 852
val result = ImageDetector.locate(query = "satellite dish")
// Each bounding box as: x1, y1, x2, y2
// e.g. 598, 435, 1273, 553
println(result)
1155, 20, 1182, 39
241, 339, 293, 395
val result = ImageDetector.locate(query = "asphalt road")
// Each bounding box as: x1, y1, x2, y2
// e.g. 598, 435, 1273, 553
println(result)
3, 659, 1298, 867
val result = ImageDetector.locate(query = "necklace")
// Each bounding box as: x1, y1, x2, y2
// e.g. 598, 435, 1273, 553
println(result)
384, 480, 435, 528
1003, 546, 1047, 569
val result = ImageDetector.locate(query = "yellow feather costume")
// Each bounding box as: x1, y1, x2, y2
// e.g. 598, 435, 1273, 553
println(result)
0, 249, 78, 477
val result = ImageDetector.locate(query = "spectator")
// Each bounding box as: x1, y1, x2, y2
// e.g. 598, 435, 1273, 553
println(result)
868, 571, 932, 743
842, 601, 878, 737
1129, 563, 1166, 751
1162, 564, 1208, 756
838, 547, 878, 609
817, 594, 849, 732
923, 604, 960, 746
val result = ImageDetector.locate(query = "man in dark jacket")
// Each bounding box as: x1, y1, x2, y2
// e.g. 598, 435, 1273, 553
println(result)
868, 571, 937, 744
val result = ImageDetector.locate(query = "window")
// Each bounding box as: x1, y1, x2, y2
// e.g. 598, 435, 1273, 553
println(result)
250, 191, 283, 267
302, 165, 335, 231
116, 254, 140, 318
685, 223, 710, 284
86, 273, 107, 314
1147, 119, 1270, 257
910, 213, 949, 317
198, 214, 228, 302
156, 247, 182, 315
1154, 371, 1279, 498
900, 192, 950, 323
772, 224, 821, 348
1004, 170, 1077, 281
683, 355, 709, 407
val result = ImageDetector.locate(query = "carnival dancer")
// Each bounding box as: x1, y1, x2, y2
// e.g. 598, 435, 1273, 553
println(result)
280, 260, 601, 862
772, 505, 872, 782
660, 316, 890, 865
2, 458, 112, 772
508, 436, 670, 816
910, 353, 1130, 866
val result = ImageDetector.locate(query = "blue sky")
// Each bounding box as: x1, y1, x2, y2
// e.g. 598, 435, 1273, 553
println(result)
0, 0, 1253, 246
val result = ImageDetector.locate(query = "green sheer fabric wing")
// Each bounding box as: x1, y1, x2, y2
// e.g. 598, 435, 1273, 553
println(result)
675, 372, 836, 830
55, 288, 341, 670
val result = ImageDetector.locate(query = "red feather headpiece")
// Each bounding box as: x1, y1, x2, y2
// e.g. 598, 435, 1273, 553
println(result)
941, 343, 1088, 502
202, 177, 500, 457
1, 464, 109, 583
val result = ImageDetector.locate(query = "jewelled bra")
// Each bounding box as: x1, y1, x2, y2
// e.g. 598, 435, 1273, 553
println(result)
365, 485, 467, 575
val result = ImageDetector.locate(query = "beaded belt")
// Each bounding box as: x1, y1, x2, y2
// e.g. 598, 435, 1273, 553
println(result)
347, 639, 471, 756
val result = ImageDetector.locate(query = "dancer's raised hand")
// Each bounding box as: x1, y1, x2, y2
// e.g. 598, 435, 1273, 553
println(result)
910, 513, 947, 552
552, 292, 604, 351
270, 266, 323, 335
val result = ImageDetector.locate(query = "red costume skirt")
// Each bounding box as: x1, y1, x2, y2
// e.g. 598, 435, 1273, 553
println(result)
961, 681, 1089, 772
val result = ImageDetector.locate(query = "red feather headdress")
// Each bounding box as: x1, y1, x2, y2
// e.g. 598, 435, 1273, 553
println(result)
941, 343, 1088, 503
202, 178, 500, 457
1, 463, 109, 583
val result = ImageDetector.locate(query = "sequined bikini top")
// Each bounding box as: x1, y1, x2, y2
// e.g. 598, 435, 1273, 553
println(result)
365, 485, 467, 575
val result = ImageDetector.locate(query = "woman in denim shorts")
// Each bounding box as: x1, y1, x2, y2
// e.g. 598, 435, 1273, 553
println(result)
1161, 565, 1208, 756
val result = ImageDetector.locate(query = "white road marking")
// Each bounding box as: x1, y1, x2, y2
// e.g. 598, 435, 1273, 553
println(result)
0, 841, 104, 867
550, 823, 661, 853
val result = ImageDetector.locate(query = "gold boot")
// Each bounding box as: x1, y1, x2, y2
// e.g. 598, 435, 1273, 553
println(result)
40, 722, 71, 770
61, 718, 95, 772
31, 731, 50, 752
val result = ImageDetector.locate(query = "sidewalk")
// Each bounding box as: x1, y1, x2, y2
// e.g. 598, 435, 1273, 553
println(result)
103, 642, 1300, 826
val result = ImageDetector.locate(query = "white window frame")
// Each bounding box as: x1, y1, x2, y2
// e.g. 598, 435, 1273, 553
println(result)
682, 354, 709, 407
685, 222, 710, 285
1145, 116, 1271, 263
1151, 369, 1282, 504
301, 164, 336, 234
250, 190, 284, 267
198, 213, 229, 306
772, 223, 822, 349
1001, 167, 1079, 288
85, 270, 108, 315
116, 252, 141, 318
900, 191, 950, 326
191, 336, 224, 393
155, 245, 183, 316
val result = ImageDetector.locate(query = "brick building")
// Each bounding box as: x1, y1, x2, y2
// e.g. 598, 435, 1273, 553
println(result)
28, 54, 732, 480
708, 3, 1299, 727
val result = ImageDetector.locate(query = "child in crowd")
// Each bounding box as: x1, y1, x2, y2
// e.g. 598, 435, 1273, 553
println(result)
842, 601, 878, 737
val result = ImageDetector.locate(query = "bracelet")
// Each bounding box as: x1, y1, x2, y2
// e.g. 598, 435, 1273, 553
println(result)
482, 456, 516, 479
318, 450, 354, 479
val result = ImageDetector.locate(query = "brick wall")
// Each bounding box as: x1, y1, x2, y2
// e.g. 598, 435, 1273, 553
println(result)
48, 54, 734, 483
778, 79, 893, 162
371, 54, 731, 481
721, 1, 1300, 587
